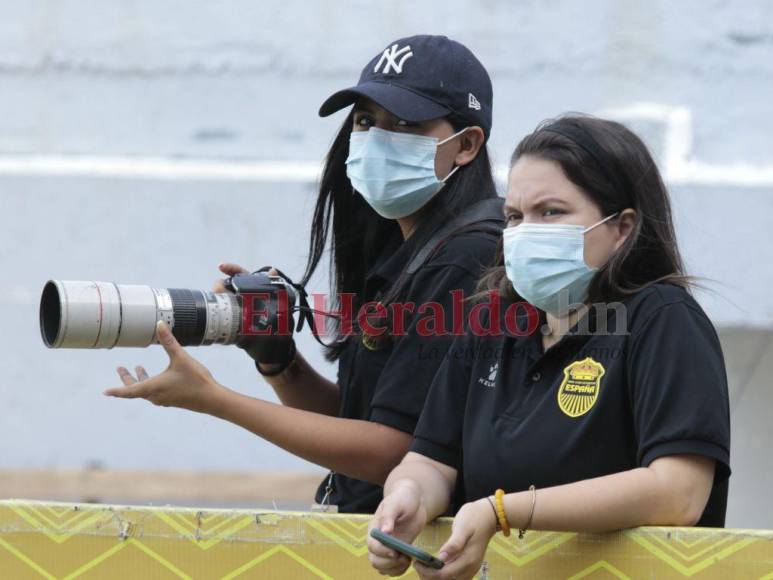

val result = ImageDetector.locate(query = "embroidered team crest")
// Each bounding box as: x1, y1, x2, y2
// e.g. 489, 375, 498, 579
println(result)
557, 357, 605, 418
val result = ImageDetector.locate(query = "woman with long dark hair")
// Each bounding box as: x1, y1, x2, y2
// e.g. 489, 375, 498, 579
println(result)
367, 115, 731, 579
104, 35, 502, 514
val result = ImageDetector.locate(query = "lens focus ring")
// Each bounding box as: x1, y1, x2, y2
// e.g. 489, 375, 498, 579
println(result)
168, 289, 207, 346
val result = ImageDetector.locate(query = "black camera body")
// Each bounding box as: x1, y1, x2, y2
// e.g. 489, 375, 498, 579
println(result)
223, 272, 297, 336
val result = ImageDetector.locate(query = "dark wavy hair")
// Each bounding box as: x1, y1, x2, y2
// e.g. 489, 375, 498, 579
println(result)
477, 114, 690, 303
302, 110, 498, 360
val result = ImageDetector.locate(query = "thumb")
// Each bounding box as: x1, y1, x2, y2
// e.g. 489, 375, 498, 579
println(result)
378, 503, 402, 535
155, 320, 184, 359
219, 262, 248, 276
438, 526, 473, 563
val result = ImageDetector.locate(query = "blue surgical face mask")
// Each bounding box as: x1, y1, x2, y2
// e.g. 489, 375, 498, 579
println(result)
345, 126, 468, 219
502, 213, 619, 316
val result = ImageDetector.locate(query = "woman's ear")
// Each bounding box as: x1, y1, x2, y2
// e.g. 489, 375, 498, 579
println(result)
454, 126, 486, 167
613, 208, 637, 251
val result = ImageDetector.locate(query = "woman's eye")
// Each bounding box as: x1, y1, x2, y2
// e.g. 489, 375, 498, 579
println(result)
395, 119, 420, 130
543, 208, 564, 217
506, 214, 523, 224
355, 115, 373, 128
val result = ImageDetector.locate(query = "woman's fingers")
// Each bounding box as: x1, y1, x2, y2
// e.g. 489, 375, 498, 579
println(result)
214, 262, 250, 292
109, 367, 151, 398
415, 558, 474, 580
366, 535, 397, 560
437, 527, 471, 563
135, 366, 150, 381
117, 367, 137, 386
367, 551, 410, 575
417, 526, 480, 580
218, 262, 248, 276
368, 502, 416, 575
104, 380, 151, 399
155, 321, 184, 361
375, 500, 404, 535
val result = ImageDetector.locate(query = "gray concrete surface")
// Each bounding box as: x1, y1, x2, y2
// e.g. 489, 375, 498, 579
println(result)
1, 0, 772, 528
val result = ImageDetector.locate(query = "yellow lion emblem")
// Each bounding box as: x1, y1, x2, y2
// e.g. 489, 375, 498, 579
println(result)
557, 357, 606, 418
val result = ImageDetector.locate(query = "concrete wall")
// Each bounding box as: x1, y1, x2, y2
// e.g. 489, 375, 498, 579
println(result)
1, 0, 772, 527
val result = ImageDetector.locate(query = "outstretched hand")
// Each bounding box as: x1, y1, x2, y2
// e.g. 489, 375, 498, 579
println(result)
104, 320, 226, 414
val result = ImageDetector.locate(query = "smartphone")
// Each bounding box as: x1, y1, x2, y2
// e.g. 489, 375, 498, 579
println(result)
370, 528, 444, 570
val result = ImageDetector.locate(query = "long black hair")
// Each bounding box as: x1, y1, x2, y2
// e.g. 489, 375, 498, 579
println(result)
302, 111, 498, 360
477, 114, 690, 303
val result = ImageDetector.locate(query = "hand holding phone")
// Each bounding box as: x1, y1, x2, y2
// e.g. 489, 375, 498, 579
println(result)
369, 528, 444, 570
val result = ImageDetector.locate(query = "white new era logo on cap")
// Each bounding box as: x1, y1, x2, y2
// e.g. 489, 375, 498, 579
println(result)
468, 93, 481, 110
374, 44, 414, 74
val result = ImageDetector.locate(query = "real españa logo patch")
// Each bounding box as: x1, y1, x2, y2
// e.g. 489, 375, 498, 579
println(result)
557, 357, 605, 418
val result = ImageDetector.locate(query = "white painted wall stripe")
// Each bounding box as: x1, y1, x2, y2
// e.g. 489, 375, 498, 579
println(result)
3, 154, 771, 187
0, 156, 322, 183
598, 103, 773, 188
1, 104, 772, 187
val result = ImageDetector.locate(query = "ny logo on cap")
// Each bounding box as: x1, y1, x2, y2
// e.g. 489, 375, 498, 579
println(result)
374, 43, 414, 75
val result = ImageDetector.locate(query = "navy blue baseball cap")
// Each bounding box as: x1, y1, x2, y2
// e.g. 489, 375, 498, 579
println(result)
319, 35, 493, 140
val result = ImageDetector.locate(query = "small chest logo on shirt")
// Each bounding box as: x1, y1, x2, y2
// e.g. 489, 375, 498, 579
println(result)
557, 357, 605, 418
478, 363, 498, 388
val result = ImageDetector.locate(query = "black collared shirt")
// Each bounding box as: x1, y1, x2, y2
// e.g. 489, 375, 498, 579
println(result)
411, 284, 731, 526
314, 228, 499, 513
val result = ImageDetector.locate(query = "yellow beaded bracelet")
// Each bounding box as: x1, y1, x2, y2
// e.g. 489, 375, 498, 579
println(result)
494, 488, 511, 537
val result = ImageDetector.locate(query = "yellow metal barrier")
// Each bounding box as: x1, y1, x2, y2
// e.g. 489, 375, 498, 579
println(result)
1, 500, 772, 578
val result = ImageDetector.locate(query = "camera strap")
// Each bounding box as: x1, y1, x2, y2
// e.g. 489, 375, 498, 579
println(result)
253, 197, 504, 348
252, 266, 332, 347
406, 197, 504, 275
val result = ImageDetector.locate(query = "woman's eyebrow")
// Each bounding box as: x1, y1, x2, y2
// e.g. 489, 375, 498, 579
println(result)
505, 194, 566, 214
531, 195, 568, 208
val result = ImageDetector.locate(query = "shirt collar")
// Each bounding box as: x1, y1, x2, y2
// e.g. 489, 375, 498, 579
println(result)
509, 303, 611, 358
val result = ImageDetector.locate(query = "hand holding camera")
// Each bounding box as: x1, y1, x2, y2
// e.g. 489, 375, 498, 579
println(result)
216, 262, 297, 372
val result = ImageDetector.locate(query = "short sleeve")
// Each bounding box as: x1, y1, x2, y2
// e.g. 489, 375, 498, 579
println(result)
409, 331, 476, 467
628, 299, 731, 482
368, 261, 483, 434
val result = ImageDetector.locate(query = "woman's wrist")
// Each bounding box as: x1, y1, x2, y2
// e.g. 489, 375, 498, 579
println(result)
256, 361, 285, 376
204, 382, 239, 419
256, 339, 297, 377
476, 497, 499, 537
502, 490, 533, 532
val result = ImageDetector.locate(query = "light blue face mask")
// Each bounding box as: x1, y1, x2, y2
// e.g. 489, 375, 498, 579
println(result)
345, 126, 468, 219
502, 213, 619, 316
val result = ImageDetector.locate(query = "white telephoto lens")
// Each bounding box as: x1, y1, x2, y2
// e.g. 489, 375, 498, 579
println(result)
40, 280, 241, 348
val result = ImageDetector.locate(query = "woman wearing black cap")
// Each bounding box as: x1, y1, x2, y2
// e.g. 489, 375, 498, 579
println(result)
105, 35, 503, 514
367, 116, 730, 579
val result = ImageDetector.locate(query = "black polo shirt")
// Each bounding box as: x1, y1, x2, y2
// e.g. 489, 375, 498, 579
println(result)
411, 283, 731, 527
314, 227, 499, 513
